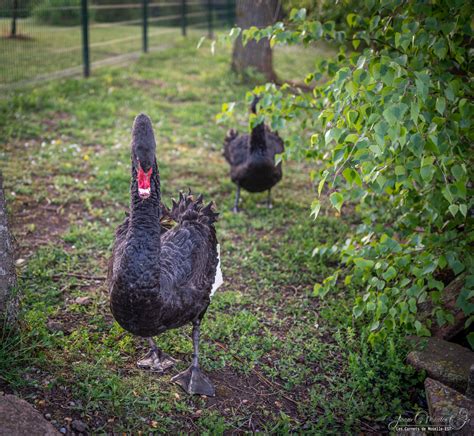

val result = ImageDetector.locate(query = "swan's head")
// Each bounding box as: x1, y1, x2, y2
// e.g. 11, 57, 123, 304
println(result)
131, 113, 156, 200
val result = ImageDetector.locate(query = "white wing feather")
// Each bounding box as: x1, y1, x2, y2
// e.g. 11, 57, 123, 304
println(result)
210, 244, 223, 297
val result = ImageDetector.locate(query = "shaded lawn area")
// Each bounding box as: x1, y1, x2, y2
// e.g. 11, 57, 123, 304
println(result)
0, 35, 424, 433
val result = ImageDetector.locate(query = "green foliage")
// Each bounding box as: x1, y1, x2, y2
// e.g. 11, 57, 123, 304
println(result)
92, 0, 139, 23
32, 0, 86, 26
227, 0, 473, 343
345, 331, 424, 419
0, 0, 34, 18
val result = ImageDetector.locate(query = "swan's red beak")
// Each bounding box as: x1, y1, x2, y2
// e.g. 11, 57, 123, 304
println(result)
137, 166, 152, 199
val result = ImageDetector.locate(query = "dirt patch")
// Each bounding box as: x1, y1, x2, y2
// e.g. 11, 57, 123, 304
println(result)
1, 34, 34, 41
132, 78, 167, 88
41, 112, 71, 131
11, 200, 81, 258
206, 367, 300, 433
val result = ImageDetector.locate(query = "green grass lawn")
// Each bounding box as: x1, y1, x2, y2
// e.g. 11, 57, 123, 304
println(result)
0, 34, 424, 433
0, 18, 221, 85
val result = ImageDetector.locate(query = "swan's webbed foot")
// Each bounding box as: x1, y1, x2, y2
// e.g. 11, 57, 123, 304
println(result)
137, 338, 177, 373
171, 319, 215, 396
171, 365, 215, 396
137, 349, 177, 372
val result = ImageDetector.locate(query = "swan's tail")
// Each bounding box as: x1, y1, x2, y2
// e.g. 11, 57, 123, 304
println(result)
224, 128, 238, 145
170, 191, 219, 226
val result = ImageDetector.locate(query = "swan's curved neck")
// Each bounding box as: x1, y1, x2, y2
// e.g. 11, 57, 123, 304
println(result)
250, 122, 266, 154
129, 160, 161, 231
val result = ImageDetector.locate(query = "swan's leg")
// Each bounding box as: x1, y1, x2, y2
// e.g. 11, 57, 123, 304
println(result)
137, 338, 177, 372
171, 320, 215, 396
232, 185, 241, 213
267, 189, 273, 209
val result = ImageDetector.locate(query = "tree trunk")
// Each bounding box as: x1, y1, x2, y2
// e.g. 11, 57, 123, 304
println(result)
0, 171, 18, 326
231, 0, 280, 82
10, 0, 18, 37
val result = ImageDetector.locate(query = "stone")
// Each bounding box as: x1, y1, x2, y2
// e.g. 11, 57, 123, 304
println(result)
407, 337, 474, 394
466, 364, 474, 399
74, 296, 91, 305
418, 274, 467, 340
71, 419, 88, 433
0, 172, 18, 325
425, 378, 474, 435
0, 393, 59, 435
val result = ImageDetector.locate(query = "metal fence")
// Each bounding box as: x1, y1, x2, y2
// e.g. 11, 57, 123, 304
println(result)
0, 0, 235, 88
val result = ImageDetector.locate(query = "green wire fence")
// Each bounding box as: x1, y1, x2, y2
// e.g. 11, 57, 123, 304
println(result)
0, 0, 235, 88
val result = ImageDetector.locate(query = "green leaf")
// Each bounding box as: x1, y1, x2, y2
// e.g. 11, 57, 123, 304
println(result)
196, 36, 206, 49
442, 187, 454, 204
395, 165, 405, 176
433, 38, 448, 59
290, 8, 307, 21
342, 168, 353, 184
415, 72, 430, 101
436, 97, 446, 115
408, 133, 424, 157
353, 258, 375, 269
383, 103, 408, 125
344, 133, 359, 143
370, 320, 380, 331
382, 266, 397, 281
329, 192, 344, 212
410, 100, 420, 123
353, 305, 363, 318
460, 204, 467, 217
448, 204, 458, 216
325, 128, 343, 145
451, 164, 465, 180
318, 171, 329, 196
420, 164, 435, 182
467, 333, 474, 350
310, 199, 321, 219
408, 297, 417, 313
313, 283, 322, 296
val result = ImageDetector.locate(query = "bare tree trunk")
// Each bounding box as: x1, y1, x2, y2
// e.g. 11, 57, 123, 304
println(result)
0, 171, 18, 326
10, 0, 19, 37
231, 0, 280, 82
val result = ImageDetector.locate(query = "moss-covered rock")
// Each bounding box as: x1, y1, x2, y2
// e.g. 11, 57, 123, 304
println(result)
408, 337, 474, 394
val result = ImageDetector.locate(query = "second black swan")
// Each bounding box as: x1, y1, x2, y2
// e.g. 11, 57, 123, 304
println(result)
224, 97, 285, 212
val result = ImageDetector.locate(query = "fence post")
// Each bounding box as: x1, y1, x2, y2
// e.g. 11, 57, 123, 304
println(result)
181, 0, 187, 37
81, 0, 90, 77
207, 0, 213, 39
142, 0, 148, 52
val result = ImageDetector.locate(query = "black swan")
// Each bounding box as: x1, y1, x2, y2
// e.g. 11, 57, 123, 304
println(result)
108, 114, 222, 396
223, 97, 284, 212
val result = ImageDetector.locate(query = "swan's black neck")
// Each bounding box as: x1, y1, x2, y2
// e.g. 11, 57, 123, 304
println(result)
250, 122, 266, 154
129, 160, 161, 236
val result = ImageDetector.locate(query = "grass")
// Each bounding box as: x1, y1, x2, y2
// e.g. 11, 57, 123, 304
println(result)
0, 31, 425, 433
0, 18, 220, 85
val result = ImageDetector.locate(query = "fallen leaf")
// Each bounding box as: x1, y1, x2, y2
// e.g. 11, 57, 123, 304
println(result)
74, 296, 91, 305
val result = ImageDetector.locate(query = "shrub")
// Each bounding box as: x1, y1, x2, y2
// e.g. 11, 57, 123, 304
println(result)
32, 0, 84, 26
92, 0, 139, 24
221, 0, 473, 344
